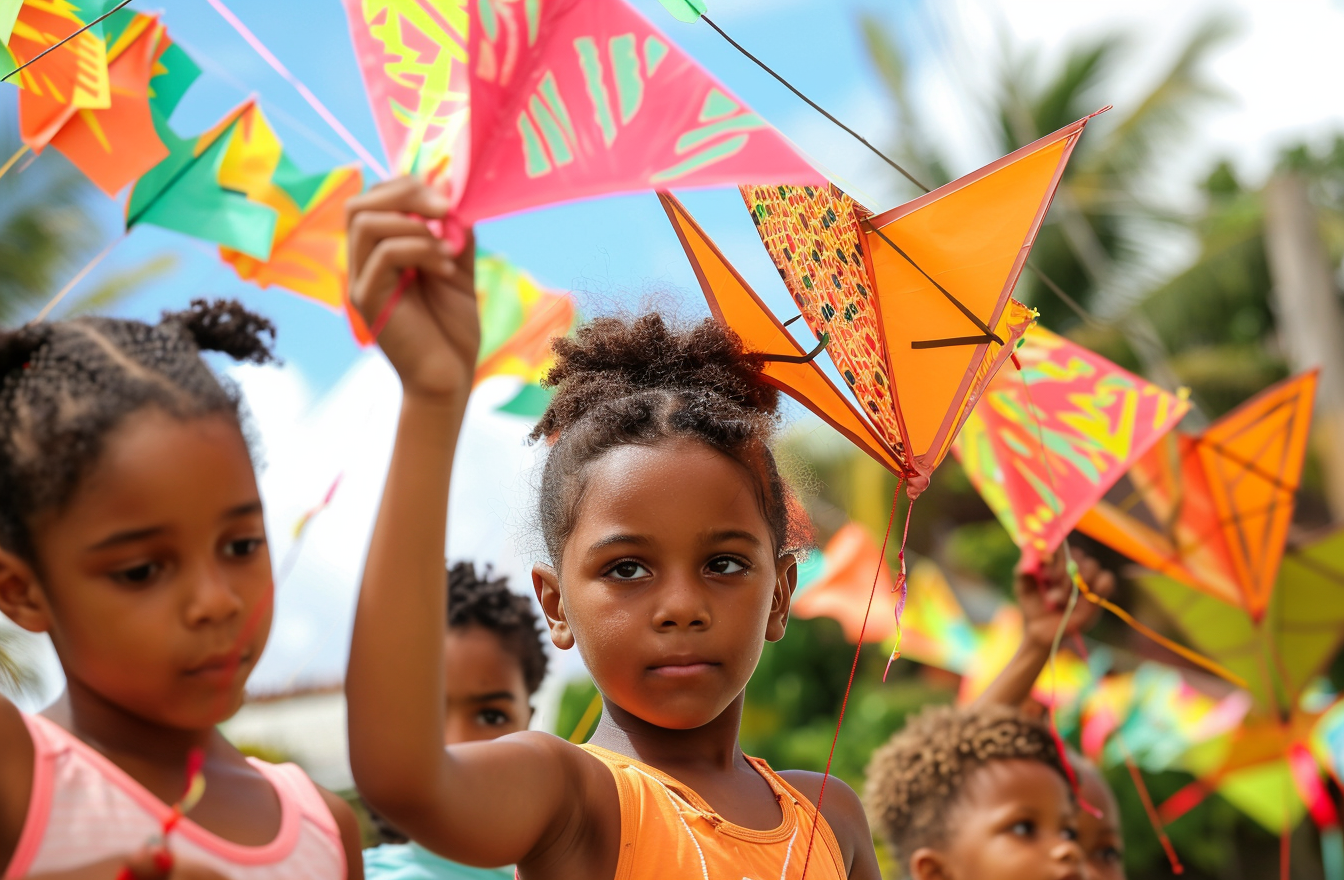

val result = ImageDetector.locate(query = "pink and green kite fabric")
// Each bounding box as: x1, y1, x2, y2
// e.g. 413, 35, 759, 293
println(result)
953, 326, 1190, 571
344, 0, 820, 222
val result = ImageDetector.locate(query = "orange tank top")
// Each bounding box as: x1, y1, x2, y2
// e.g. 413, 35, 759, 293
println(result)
580, 744, 847, 880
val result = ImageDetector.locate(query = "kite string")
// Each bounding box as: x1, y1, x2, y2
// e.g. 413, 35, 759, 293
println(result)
1, 0, 136, 84
200, 0, 390, 180
699, 15, 931, 195
29, 233, 126, 324
798, 483, 902, 880
694, 15, 1114, 335
0, 144, 30, 183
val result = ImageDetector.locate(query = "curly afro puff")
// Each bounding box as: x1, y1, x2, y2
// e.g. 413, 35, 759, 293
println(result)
0, 299, 275, 566
447, 561, 548, 695
530, 313, 810, 565
864, 703, 1070, 873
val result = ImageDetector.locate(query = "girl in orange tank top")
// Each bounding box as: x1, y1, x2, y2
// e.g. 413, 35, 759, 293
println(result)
344, 181, 879, 880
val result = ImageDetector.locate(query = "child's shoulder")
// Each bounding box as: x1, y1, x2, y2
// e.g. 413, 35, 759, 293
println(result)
777, 770, 874, 877
0, 695, 36, 869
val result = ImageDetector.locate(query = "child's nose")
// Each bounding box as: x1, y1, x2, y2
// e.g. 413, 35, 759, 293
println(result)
1052, 837, 1084, 866
653, 574, 711, 630
185, 564, 245, 625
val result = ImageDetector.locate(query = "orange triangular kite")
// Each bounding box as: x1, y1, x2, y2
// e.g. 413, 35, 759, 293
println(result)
660, 193, 903, 474
1077, 370, 1318, 620
716, 115, 1099, 494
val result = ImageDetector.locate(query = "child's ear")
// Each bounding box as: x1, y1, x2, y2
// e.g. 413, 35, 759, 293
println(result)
909, 847, 949, 880
0, 548, 51, 634
765, 554, 796, 643
532, 563, 574, 650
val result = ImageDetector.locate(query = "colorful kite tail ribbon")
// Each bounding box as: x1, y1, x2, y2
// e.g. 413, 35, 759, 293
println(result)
201, 0, 389, 180
568, 692, 604, 744
882, 495, 915, 683
112, 746, 207, 880
798, 484, 901, 880
1072, 572, 1248, 689
1121, 745, 1185, 874
0, 145, 30, 183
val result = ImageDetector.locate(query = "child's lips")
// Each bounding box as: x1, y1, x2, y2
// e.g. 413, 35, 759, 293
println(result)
185, 649, 253, 680
648, 660, 719, 678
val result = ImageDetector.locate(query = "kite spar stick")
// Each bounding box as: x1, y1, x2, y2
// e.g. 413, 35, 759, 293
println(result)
0, 0, 136, 83
199, 0, 390, 180
798, 486, 902, 880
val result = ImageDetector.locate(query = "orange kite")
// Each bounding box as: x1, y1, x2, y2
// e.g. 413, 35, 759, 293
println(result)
663, 114, 1099, 498
1077, 370, 1318, 621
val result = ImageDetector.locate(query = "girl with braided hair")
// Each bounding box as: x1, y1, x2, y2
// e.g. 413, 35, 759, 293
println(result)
345, 178, 880, 880
0, 301, 364, 879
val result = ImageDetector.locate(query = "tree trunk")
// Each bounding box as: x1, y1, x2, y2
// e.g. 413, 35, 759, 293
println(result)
1263, 173, 1344, 523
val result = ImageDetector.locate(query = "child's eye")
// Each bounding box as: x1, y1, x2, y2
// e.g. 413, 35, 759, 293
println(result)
1094, 846, 1123, 864
1009, 820, 1036, 838
706, 556, 747, 575
1062, 826, 1079, 842
112, 562, 161, 586
223, 537, 264, 558
606, 560, 650, 580
477, 708, 511, 727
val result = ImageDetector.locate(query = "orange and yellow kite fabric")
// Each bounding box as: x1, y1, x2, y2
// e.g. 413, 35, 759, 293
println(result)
666, 116, 1096, 498
14, 8, 188, 195
6, 2, 111, 133
1078, 370, 1318, 621
953, 326, 1191, 571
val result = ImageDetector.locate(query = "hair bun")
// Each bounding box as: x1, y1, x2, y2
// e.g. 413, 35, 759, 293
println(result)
534, 314, 778, 439
163, 299, 277, 365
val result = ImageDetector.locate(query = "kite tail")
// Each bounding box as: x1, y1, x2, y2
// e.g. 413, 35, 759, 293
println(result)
799, 486, 902, 880
1290, 743, 1344, 880
1159, 780, 1211, 824
883, 496, 915, 682
1071, 570, 1249, 689
113, 746, 207, 880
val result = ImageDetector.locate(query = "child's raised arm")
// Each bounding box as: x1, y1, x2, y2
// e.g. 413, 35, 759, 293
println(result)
343, 180, 610, 872
975, 548, 1115, 709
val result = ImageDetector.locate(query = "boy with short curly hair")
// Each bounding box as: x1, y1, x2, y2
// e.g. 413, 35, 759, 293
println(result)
865, 703, 1084, 880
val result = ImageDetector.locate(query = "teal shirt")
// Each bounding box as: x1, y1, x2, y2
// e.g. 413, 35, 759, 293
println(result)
363, 843, 514, 880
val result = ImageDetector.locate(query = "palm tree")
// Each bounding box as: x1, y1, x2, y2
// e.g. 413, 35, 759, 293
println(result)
0, 104, 175, 324
859, 14, 1237, 397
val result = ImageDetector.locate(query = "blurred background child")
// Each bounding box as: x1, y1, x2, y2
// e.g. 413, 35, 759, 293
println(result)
363, 561, 548, 879
865, 703, 1084, 880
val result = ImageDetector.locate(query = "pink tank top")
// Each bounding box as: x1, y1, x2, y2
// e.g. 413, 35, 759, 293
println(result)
4, 712, 346, 879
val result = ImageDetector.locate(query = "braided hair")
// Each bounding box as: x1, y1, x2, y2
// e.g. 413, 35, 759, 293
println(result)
864, 704, 1072, 876
448, 561, 548, 695
530, 313, 809, 567
0, 299, 276, 566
